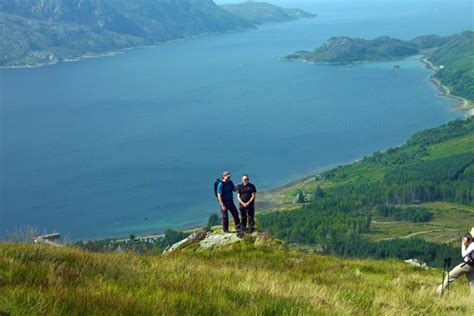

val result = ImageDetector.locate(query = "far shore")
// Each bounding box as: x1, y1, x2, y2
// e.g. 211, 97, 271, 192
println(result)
0, 28, 256, 70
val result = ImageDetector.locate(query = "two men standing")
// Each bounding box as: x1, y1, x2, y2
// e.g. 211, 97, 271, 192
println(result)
216, 171, 257, 234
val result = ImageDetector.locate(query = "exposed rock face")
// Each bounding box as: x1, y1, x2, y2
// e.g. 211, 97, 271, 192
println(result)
164, 228, 287, 254
163, 230, 209, 254
199, 233, 242, 249
404, 259, 429, 269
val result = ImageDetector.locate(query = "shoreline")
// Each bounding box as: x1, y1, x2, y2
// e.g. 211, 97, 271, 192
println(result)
420, 57, 474, 117
0, 28, 255, 70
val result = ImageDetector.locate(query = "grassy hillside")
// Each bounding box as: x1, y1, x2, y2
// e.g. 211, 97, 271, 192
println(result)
1, 241, 473, 315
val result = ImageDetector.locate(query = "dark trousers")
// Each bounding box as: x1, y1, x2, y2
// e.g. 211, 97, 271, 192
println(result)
221, 201, 241, 232
240, 203, 255, 231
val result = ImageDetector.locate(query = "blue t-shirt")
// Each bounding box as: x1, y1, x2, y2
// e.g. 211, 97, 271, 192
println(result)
217, 180, 235, 202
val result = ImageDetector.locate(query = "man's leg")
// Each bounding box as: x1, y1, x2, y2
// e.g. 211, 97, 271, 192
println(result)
248, 204, 255, 233
240, 206, 248, 230
436, 262, 474, 294
227, 202, 241, 230
467, 269, 474, 300
221, 208, 229, 233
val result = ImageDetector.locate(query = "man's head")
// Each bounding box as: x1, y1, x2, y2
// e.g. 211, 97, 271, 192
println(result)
242, 174, 250, 184
222, 171, 231, 182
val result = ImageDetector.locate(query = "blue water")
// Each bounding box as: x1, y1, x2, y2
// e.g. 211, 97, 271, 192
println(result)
0, 1, 471, 240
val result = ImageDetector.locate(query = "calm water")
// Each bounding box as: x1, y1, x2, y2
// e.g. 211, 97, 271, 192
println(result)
1, 1, 471, 240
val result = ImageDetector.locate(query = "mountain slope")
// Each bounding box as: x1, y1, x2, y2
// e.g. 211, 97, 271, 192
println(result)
1, 241, 473, 315
221, 2, 315, 25
429, 31, 474, 101
0, 12, 146, 67
0, 0, 253, 67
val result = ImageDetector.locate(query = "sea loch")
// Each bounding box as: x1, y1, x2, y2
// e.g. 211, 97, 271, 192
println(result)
0, 1, 471, 240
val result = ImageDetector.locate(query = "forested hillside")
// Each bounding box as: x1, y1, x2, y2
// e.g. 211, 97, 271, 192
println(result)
258, 117, 474, 266
430, 31, 474, 101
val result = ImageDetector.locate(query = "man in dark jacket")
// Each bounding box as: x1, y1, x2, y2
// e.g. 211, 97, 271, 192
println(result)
217, 171, 241, 233
236, 174, 257, 233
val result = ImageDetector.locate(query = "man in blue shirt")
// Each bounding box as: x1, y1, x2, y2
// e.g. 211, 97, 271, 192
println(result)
217, 171, 241, 233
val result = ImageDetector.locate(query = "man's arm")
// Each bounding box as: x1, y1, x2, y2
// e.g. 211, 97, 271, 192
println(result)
462, 240, 474, 258
217, 183, 226, 211
247, 185, 257, 205
218, 193, 226, 210
237, 192, 245, 206
247, 192, 256, 205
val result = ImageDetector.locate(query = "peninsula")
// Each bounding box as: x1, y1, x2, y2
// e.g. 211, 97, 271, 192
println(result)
284, 31, 474, 110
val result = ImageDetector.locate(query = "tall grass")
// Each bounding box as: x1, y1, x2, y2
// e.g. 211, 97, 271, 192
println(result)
1, 242, 473, 315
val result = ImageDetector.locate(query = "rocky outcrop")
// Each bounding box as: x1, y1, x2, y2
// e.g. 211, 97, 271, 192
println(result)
404, 259, 429, 270
199, 233, 242, 249
164, 228, 286, 254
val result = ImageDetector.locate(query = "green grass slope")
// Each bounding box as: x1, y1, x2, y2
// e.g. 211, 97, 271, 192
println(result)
1, 241, 473, 315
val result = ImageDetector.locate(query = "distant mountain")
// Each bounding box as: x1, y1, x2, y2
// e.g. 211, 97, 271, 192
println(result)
0, 12, 146, 67
221, 2, 316, 25
0, 0, 254, 67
